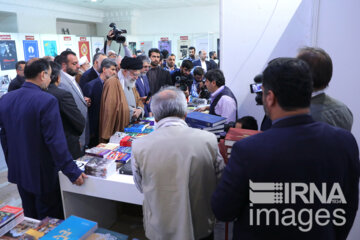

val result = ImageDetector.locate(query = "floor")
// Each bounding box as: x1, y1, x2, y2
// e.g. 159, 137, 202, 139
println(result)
0, 168, 230, 240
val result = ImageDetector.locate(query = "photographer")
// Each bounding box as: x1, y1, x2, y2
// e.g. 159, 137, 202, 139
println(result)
103, 23, 132, 58
191, 66, 210, 99
170, 60, 193, 101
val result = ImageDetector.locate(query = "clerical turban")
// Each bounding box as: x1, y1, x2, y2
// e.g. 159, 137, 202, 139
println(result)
120, 56, 143, 70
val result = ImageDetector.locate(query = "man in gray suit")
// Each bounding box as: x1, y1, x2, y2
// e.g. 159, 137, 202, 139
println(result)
58, 50, 90, 150
297, 47, 353, 131
131, 86, 225, 240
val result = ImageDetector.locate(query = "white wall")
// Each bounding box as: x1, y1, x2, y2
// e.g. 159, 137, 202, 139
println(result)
0, 0, 103, 34
315, 1, 360, 239
220, 0, 304, 123
57, 20, 97, 36
0, 12, 18, 33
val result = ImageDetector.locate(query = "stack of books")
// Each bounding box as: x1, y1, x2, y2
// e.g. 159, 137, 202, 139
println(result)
0, 206, 24, 237
224, 128, 261, 161
84, 157, 117, 178
185, 111, 227, 138
124, 124, 148, 133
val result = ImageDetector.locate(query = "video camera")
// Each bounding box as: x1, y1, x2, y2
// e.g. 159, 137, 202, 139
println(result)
250, 74, 263, 105
175, 75, 192, 92
108, 23, 127, 44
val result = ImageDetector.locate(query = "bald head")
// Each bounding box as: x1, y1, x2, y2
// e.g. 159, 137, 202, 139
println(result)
150, 87, 187, 121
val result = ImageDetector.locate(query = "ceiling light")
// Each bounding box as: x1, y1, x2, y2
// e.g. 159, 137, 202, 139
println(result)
91, 0, 97, 2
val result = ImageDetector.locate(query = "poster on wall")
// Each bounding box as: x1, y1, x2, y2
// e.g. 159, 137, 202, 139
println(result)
43, 40, 58, 57
91, 37, 104, 55
60, 36, 75, 52
158, 40, 171, 54
23, 40, 39, 61
177, 37, 190, 60
129, 42, 136, 55
78, 40, 90, 62
0, 40, 18, 70
195, 38, 208, 53
140, 41, 152, 56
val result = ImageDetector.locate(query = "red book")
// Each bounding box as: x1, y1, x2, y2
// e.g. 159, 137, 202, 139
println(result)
224, 128, 261, 147
120, 136, 134, 147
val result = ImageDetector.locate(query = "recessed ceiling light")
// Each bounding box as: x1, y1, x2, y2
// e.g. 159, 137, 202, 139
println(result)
91, 0, 97, 2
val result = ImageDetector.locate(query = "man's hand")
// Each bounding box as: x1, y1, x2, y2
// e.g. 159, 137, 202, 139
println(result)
122, 41, 128, 47
107, 30, 114, 41
73, 172, 88, 186
140, 96, 147, 103
133, 108, 142, 119
195, 106, 208, 112
84, 97, 91, 107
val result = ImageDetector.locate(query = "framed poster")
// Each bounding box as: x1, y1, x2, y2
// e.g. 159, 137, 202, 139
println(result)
158, 40, 171, 54
129, 42, 136, 55
78, 40, 90, 62
43, 40, 58, 57
0, 40, 18, 70
177, 39, 190, 60
23, 40, 39, 61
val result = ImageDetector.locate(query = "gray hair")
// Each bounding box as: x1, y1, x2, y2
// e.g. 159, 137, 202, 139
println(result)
99, 58, 117, 73
137, 55, 150, 64
150, 86, 187, 121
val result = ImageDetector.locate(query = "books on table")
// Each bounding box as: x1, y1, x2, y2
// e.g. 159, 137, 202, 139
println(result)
0, 206, 24, 237
185, 111, 226, 127
40, 216, 97, 240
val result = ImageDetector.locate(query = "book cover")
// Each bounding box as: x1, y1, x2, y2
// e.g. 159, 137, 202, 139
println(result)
119, 136, 135, 147
1, 217, 40, 240
187, 122, 225, 131
85, 158, 116, 178
0, 206, 23, 228
114, 146, 132, 154
109, 132, 128, 144
39, 216, 97, 240
224, 128, 261, 147
119, 160, 133, 176
85, 148, 111, 158
35, 217, 63, 235
0, 213, 24, 238
86, 228, 128, 240
185, 112, 227, 127
124, 124, 146, 133
95, 143, 119, 151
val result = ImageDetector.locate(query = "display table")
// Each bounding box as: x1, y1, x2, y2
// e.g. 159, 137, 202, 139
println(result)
59, 172, 143, 228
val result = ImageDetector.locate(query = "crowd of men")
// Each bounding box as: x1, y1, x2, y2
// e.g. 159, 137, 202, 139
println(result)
0, 42, 359, 240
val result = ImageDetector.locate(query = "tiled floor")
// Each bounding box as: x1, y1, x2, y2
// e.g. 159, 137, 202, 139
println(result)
0, 168, 22, 208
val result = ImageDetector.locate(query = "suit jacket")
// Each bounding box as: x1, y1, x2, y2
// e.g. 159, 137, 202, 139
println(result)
212, 114, 360, 240
79, 67, 98, 90
146, 67, 172, 94
58, 71, 89, 148
83, 77, 103, 147
7, 75, 25, 92
0, 82, 82, 195
47, 84, 85, 159
135, 75, 151, 117
132, 119, 219, 240
192, 59, 211, 72
209, 59, 218, 70
310, 93, 353, 131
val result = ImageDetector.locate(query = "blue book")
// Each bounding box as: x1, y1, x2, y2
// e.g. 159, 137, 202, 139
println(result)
124, 124, 146, 133
185, 112, 227, 127
188, 122, 225, 131
41, 215, 97, 240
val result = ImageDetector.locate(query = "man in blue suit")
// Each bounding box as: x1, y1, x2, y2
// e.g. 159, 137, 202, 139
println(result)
193, 50, 212, 72
79, 52, 107, 90
212, 58, 359, 239
0, 59, 86, 220
83, 58, 117, 147
135, 55, 152, 117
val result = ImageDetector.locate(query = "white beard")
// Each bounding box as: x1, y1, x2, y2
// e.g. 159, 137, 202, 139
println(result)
125, 76, 136, 88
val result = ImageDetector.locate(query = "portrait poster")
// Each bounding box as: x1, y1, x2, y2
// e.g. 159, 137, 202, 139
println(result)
177, 39, 190, 60
91, 37, 104, 55
129, 42, 136, 55
158, 40, 171, 54
23, 40, 39, 61
0, 40, 18, 70
43, 40, 58, 57
78, 41, 90, 62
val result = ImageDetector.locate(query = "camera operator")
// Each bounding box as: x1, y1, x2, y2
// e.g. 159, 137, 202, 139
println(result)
190, 66, 210, 99
170, 60, 194, 100
104, 24, 132, 58
195, 69, 237, 123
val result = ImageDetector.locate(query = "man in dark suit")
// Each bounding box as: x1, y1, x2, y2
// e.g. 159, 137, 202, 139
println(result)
136, 55, 152, 117
146, 48, 172, 94
209, 51, 219, 69
83, 59, 117, 147
79, 52, 107, 90
47, 61, 85, 159
193, 50, 212, 72
212, 58, 360, 240
0, 59, 86, 220
7, 60, 26, 92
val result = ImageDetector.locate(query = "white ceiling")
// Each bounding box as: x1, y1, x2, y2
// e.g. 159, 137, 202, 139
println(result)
45, 0, 219, 10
